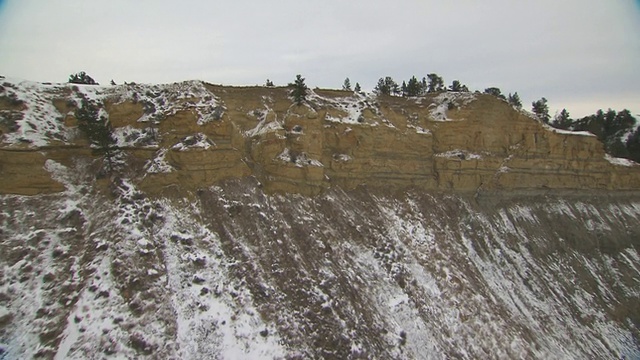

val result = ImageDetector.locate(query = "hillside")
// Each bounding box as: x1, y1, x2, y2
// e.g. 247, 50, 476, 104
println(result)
1, 77, 639, 359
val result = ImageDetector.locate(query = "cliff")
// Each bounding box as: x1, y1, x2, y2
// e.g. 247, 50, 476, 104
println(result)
1, 78, 640, 359
1, 77, 639, 196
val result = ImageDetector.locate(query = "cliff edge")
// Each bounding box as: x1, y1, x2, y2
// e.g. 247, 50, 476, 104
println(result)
1, 77, 638, 196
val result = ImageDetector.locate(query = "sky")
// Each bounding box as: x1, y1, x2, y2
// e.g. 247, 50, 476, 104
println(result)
0, 0, 638, 118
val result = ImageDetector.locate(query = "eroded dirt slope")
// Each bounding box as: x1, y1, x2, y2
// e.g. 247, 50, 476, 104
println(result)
0, 160, 638, 359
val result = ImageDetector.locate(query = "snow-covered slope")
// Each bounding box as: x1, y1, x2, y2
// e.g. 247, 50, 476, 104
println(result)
1, 159, 639, 359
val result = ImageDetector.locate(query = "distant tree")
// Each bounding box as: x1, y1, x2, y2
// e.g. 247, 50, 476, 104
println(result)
531, 97, 550, 123
627, 126, 640, 163
75, 98, 117, 172
68, 71, 98, 85
420, 77, 428, 94
110, 79, 116, 86
375, 78, 388, 95
552, 108, 572, 129
572, 109, 607, 138
508, 92, 522, 109
354, 82, 362, 93
605, 109, 635, 137
401, 81, 408, 96
391, 82, 402, 96
449, 80, 464, 92
483, 87, 506, 100
374, 76, 399, 96
426, 73, 444, 93
572, 108, 637, 158
265, 79, 275, 87
405, 76, 421, 97
288, 74, 308, 105
566, 108, 639, 161
342, 77, 352, 91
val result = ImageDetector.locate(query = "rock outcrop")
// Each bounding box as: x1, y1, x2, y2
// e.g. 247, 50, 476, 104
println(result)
1, 78, 639, 196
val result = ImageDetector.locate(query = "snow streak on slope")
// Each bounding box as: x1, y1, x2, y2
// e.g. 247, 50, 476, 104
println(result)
0, 163, 286, 359
1, 168, 639, 359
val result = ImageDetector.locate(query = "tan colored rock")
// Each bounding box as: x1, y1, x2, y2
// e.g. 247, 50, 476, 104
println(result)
1, 83, 639, 196
0, 150, 64, 195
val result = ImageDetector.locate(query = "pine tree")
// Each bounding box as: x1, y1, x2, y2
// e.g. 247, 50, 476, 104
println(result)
375, 78, 388, 95
289, 74, 308, 105
374, 76, 398, 96
426, 73, 444, 93
68, 71, 98, 85
342, 78, 352, 91
449, 80, 463, 92
388, 77, 401, 96
553, 108, 572, 129
508, 92, 522, 108
406, 76, 421, 97
626, 126, 640, 163
354, 82, 362, 93
484, 87, 505, 100
110, 79, 116, 86
265, 79, 274, 87
75, 98, 117, 172
532, 97, 550, 123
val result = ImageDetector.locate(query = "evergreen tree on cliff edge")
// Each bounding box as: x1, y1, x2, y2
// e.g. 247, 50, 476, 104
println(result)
75, 99, 117, 173
289, 75, 308, 105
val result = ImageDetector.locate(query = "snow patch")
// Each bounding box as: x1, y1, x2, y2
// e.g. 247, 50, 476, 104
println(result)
106, 80, 223, 125
277, 148, 323, 167
435, 150, 482, 160
605, 154, 637, 167
428, 92, 476, 121
145, 148, 174, 174
0, 78, 69, 147
171, 133, 215, 151
244, 108, 284, 137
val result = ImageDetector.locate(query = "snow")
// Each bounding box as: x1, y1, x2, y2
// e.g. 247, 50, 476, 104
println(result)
171, 133, 215, 151
277, 148, 323, 167
0, 78, 222, 148
144, 148, 174, 174
0, 78, 69, 147
605, 154, 637, 167
435, 150, 482, 160
541, 122, 595, 137
332, 153, 352, 162
310, 91, 380, 125
112, 126, 158, 148
1, 178, 639, 358
158, 201, 286, 359
428, 92, 476, 121
107, 80, 223, 125
244, 107, 284, 137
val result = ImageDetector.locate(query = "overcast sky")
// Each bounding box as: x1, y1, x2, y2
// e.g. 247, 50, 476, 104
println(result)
0, 0, 638, 117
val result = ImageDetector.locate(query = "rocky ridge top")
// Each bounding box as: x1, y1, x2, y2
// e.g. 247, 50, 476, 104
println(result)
1, 77, 638, 196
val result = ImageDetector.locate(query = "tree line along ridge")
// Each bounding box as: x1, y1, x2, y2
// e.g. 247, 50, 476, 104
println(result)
67, 71, 640, 165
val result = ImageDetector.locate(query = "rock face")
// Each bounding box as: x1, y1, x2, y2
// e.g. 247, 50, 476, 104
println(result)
0, 78, 639, 196
1, 78, 639, 359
